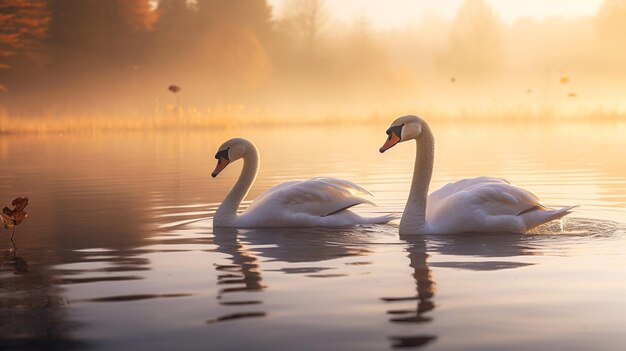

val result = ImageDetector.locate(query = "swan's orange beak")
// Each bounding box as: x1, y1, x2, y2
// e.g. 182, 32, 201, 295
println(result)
212, 157, 229, 178
380, 130, 401, 153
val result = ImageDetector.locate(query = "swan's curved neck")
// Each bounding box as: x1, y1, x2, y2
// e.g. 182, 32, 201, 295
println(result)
400, 124, 434, 234
214, 144, 259, 226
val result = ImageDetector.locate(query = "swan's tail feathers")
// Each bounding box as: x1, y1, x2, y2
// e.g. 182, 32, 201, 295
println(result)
361, 213, 397, 225
558, 205, 579, 213
520, 205, 578, 231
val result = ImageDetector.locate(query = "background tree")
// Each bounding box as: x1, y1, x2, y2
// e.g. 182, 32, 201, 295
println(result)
45, 0, 156, 111
150, 0, 196, 85
0, 0, 49, 97
47, 0, 155, 69
437, 0, 504, 79
180, 0, 273, 102
277, 0, 327, 51
596, 0, 626, 56
155, 0, 195, 54
196, 0, 273, 41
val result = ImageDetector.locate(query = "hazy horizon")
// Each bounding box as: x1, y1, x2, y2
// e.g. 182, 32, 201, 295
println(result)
2, 0, 626, 132
269, 0, 605, 28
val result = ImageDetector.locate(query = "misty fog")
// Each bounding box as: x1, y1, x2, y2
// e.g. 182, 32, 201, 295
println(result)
2, 0, 626, 127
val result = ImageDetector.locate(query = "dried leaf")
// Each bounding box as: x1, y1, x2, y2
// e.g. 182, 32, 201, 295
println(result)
1, 212, 13, 229
11, 197, 28, 212
13, 211, 26, 225
2, 196, 28, 229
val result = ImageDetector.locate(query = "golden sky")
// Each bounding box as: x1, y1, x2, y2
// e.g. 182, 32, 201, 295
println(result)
268, 0, 604, 29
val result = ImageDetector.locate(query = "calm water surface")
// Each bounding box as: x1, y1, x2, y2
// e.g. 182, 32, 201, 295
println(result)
1, 121, 626, 350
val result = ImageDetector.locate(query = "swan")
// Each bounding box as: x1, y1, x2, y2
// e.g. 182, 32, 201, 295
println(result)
211, 138, 393, 228
379, 115, 576, 234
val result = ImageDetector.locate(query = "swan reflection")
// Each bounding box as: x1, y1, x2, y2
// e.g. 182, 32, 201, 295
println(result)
210, 227, 266, 323
385, 236, 437, 349
386, 232, 540, 349
210, 226, 379, 323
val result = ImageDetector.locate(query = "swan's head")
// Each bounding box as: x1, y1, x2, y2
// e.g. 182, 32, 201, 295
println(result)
379, 115, 423, 153
211, 138, 250, 178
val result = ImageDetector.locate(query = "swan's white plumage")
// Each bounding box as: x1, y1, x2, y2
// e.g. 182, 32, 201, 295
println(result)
381, 115, 576, 234
237, 177, 386, 227
425, 176, 566, 233
212, 138, 392, 228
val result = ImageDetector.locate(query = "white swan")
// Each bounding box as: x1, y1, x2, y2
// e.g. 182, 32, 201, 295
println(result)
379, 115, 576, 234
211, 138, 392, 228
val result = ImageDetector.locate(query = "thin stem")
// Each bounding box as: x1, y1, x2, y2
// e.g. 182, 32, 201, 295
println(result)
10, 226, 16, 249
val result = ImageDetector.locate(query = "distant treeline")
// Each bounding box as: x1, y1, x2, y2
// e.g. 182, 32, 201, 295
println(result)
1, 0, 626, 119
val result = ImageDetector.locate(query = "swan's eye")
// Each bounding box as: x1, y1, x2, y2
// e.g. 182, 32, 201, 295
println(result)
215, 148, 230, 161
387, 124, 404, 139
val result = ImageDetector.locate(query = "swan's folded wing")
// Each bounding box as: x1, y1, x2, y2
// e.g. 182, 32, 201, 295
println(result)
429, 177, 543, 218
430, 177, 510, 203
253, 180, 300, 202
245, 177, 375, 217
464, 182, 543, 216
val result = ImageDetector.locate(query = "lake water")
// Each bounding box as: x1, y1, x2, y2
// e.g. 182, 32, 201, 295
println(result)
1, 121, 626, 350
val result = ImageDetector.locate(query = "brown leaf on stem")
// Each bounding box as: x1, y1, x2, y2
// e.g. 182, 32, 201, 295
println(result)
11, 197, 28, 212
2, 197, 29, 229
13, 211, 27, 225
1, 211, 13, 229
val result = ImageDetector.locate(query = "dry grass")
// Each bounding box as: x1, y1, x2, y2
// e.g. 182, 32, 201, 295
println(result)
2, 103, 626, 135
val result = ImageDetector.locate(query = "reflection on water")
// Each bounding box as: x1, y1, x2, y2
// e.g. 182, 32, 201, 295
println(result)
386, 237, 437, 349
0, 248, 85, 351
0, 122, 626, 350
210, 227, 266, 323
208, 226, 381, 325
1, 248, 28, 275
